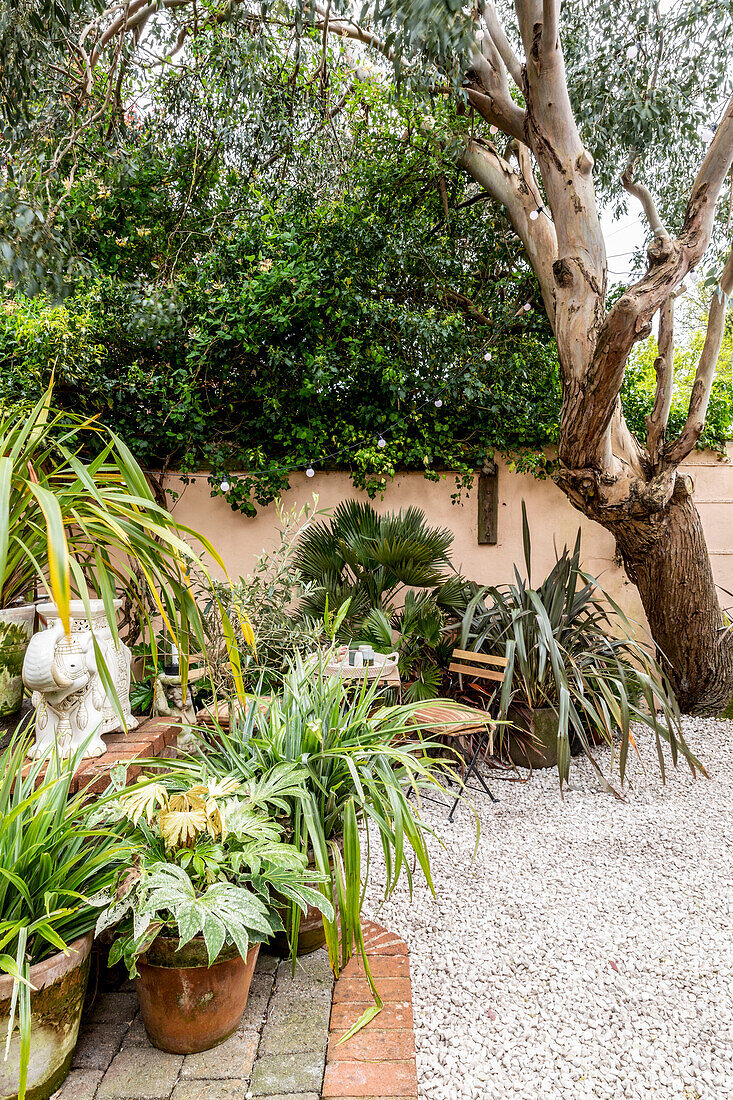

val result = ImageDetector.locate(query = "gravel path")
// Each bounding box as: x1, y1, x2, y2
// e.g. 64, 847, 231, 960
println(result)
362, 717, 733, 1100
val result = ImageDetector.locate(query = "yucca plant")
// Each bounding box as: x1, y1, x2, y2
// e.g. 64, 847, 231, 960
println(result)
195, 652, 459, 1035
0, 387, 251, 707
0, 731, 133, 1100
293, 500, 468, 698
459, 504, 700, 792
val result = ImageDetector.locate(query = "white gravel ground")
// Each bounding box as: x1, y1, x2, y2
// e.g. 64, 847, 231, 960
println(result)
362, 717, 733, 1100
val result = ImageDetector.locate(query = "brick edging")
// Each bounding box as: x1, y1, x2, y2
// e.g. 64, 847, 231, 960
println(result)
323, 920, 418, 1099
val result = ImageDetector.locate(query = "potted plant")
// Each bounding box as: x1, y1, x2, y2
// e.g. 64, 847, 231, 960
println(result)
0, 386, 251, 725
196, 652, 456, 1032
0, 732, 132, 1100
95, 761, 332, 1054
458, 504, 699, 789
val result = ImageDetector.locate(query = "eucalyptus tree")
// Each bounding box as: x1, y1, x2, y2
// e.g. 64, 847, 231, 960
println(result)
4, 0, 733, 711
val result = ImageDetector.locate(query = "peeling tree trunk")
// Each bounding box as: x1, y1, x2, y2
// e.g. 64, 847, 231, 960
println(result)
574, 477, 733, 714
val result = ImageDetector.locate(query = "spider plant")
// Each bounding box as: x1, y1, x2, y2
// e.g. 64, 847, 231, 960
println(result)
459, 503, 700, 791
0, 731, 132, 1100
195, 652, 459, 1035
0, 386, 251, 708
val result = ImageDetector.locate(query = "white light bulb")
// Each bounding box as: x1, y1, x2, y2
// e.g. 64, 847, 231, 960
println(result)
529, 209, 540, 221
475, 29, 485, 42
484, 351, 492, 361
523, 302, 532, 312
688, 269, 699, 284
489, 125, 498, 135
377, 436, 387, 449
306, 466, 315, 478
701, 126, 715, 143
220, 479, 230, 492
434, 399, 443, 408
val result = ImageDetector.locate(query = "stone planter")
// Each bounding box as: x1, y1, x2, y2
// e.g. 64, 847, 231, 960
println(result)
22, 599, 137, 759
134, 936, 260, 1054
0, 604, 35, 718
505, 705, 561, 769
0, 932, 93, 1100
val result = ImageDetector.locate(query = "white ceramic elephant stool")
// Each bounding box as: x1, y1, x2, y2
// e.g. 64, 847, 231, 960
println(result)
22, 599, 137, 759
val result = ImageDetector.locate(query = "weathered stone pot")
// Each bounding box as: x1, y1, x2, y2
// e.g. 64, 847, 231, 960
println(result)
134, 935, 260, 1054
0, 932, 92, 1100
505, 706, 562, 769
0, 604, 35, 718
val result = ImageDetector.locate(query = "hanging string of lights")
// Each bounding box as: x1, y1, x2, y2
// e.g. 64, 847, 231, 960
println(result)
150, 293, 536, 494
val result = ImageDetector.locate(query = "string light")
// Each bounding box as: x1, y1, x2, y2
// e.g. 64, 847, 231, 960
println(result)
306, 465, 315, 477
434, 399, 443, 408
484, 351, 492, 361
220, 479, 230, 492
701, 125, 715, 143
523, 302, 532, 311
529, 209, 540, 221
377, 436, 387, 448
489, 124, 498, 135
688, 269, 699, 284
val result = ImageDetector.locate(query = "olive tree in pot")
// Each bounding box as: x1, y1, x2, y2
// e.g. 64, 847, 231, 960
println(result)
94, 761, 332, 1054
459, 506, 700, 791
0, 733, 131, 1100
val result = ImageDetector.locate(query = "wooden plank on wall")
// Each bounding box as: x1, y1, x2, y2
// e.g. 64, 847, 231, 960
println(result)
477, 468, 498, 545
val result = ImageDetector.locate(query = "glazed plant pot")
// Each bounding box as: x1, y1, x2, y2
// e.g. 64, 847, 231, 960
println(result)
0, 932, 92, 1100
0, 604, 35, 719
134, 936, 260, 1054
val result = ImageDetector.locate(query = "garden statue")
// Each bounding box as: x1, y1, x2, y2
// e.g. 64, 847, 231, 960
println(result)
153, 666, 207, 748
22, 599, 137, 759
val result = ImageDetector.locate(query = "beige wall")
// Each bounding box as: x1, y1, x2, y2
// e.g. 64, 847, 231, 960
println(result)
165, 447, 733, 632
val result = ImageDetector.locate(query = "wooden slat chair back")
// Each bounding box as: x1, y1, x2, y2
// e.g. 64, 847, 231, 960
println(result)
409, 648, 508, 819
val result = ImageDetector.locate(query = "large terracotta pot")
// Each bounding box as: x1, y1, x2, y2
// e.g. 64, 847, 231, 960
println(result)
271, 902, 329, 958
134, 936, 260, 1054
0, 932, 93, 1100
0, 604, 35, 719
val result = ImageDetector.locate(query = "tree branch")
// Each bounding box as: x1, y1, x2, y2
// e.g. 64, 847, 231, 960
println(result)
664, 249, 733, 466
646, 291, 679, 465
622, 156, 670, 240
482, 2, 523, 88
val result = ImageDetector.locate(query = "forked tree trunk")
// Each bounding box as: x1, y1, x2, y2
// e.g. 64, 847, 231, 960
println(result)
593, 479, 733, 713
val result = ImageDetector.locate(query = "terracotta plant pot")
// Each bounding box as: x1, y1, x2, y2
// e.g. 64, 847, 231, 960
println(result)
0, 604, 35, 719
0, 932, 92, 1100
134, 936, 260, 1054
271, 901, 328, 958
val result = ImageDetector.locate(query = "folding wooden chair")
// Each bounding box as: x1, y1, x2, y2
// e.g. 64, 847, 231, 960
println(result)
410, 649, 508, 821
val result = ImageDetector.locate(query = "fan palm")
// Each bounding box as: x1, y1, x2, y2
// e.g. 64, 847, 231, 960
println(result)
294, 500, 466, 696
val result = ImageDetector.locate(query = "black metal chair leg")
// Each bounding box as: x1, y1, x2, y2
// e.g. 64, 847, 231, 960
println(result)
448, 730, 498, 821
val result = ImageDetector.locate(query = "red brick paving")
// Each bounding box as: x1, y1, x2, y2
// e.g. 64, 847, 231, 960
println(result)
323, 921, 418, 1099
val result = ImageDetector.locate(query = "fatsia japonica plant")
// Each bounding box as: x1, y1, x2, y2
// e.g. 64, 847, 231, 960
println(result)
12, 0, 733, 714
94, 761, 333, 976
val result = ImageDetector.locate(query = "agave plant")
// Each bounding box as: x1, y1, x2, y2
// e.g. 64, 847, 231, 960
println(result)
293, 500, 468, 697
459, 503, 700, 791
0, 387, 251, 705
0, 732, 132, 1100
195, 651, 458, 1034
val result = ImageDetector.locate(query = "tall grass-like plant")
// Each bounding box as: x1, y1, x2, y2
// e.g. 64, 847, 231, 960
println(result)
196, 652, 458, 1035
0, 387, 252, 704
459, 504, 699, 791
0, 732, 132, 1100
